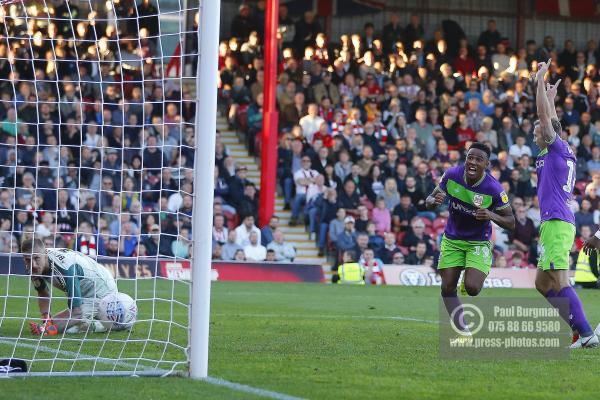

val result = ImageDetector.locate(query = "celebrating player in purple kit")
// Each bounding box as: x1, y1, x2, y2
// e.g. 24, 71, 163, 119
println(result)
534, 59, 599, 348
426, 142, 515, 336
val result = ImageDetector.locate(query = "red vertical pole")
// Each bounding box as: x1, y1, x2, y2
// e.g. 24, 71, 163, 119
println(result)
259, 0, 279, 227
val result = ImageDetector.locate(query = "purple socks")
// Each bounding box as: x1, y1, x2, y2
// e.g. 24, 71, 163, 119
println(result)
545, 287, 593, 337
442, 294, 467, 332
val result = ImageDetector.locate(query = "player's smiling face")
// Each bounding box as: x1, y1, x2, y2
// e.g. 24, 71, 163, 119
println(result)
465, 148, 488, 180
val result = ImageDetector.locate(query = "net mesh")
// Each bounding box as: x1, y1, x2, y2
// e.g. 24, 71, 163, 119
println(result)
0, 0, 201, 376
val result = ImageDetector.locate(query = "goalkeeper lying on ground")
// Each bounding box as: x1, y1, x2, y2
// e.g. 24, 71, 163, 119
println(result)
22, 237, 130, 335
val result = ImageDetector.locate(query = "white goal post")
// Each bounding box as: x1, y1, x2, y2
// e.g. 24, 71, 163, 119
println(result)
190, 0, 219, 380
0, 0, 219, 378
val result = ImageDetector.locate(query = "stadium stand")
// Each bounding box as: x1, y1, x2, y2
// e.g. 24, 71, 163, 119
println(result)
2, 0, 600, 277
0, 0, 196, 259
215, 3, 600, 274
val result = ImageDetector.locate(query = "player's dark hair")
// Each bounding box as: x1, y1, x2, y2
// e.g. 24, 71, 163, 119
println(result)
468, 142, 491, 159
21, 237, 45, 254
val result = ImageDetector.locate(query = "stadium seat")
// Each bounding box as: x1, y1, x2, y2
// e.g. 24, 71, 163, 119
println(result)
395, 231, 405, 245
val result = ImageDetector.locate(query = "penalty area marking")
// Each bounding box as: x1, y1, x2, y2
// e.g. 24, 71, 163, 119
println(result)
0, 338, 305, 399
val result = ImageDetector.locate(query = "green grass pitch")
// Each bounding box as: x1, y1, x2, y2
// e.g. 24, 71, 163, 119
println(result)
2, 278, 600, 399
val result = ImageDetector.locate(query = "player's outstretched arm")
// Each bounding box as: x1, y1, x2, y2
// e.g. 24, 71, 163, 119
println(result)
29, 284, 59, 336
51, 270, 85, 332
30, 293, 83, 335
425, 186, 446, 210
36, 287, 51, 317
31, 265, 85, 334
535, 59, 556, 144
52, 307, 84, 333
545, 78, 561, 121
474, 206, 515, 231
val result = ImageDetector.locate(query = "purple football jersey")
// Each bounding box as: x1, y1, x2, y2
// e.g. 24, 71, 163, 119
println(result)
535, 138, 576, 225
439, 165, 510, 241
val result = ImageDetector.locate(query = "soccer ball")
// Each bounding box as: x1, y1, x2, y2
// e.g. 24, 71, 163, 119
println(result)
98, 292, 137, 331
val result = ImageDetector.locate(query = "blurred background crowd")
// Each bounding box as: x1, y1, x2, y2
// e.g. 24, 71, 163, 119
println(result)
0, 0, 200, 259
1, 0, 600, 273
216, 2, 600, 270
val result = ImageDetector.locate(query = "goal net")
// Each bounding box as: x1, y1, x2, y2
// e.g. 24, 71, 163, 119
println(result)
0, 0, 214, 377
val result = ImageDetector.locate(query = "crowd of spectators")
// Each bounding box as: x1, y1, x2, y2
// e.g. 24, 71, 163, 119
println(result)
2, 1, 600, 269
0, 0, 298, 264
0, 0, 208, 260
219, 3, 600, 269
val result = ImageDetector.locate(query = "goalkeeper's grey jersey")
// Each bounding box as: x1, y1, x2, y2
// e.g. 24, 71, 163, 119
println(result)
32, 248, 117, 309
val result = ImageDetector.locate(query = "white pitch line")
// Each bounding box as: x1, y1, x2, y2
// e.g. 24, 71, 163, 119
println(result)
0, 338, 306, 399
213, 312, 441, 324
203, 376, 306, 400
0, 338, 151, 371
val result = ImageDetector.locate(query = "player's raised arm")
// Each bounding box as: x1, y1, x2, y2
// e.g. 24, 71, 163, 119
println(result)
535, 59, 556, 144
545, 78, 562, 122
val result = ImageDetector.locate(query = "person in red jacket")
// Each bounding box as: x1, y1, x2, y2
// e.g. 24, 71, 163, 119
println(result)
453, 46, 476, 77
